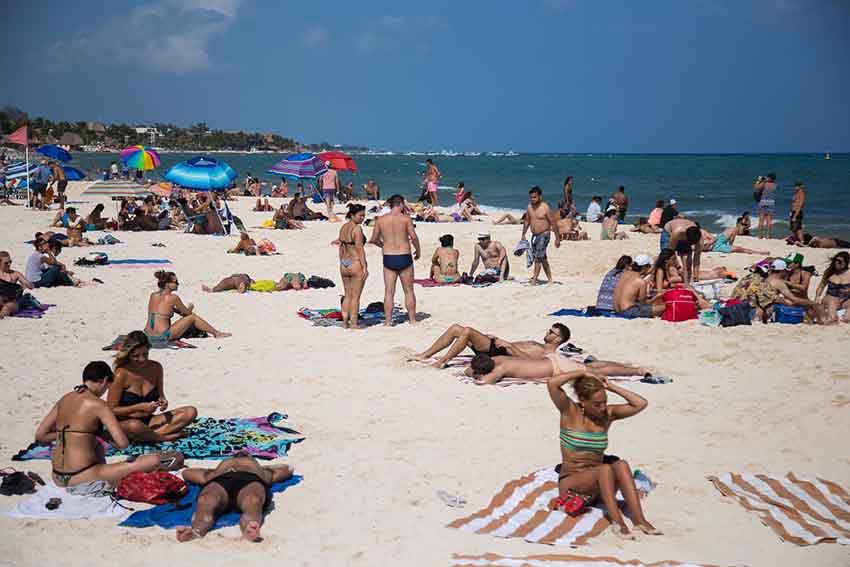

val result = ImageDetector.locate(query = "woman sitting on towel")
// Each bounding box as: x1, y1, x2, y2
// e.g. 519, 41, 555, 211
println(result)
107, 332, 198, 443
145, 270, 231, 343
34, 361, 183, 492
202, 273, 307, 293
547, 370, 660, 539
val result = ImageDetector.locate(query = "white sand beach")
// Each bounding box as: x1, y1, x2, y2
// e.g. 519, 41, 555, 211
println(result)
0, 181, 848, 567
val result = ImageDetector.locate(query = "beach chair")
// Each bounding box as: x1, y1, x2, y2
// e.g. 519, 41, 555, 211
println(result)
177, 202, 208, 234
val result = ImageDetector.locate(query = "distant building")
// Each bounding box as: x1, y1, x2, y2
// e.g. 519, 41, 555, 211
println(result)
86, 122, 106, 134
134, 126, 161, 136
60, 132, 84, 147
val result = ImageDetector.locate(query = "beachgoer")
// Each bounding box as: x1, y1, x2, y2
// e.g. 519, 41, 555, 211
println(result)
763, 259, 823, 321
801, 234, 850, 249
613, 254, 665, 318
425, 158, 441, 206
175, 452, 294, 542
202, 273, 305, 293
492, 213, 525, 225
460, 192, 485, 215
783, 252, 812, 299
85, 204, 109, 230
736, 212, 751, 236
49, 160, 67, 209
0, 251, 32, 318
600, 208, 628, 240
789, 181, 806, 243
521, 186, 560, 285
710, 227, 770, 255
287, 192, 324, 221
254, 198, 273, 212
364, 179, 380, 200
754, 173, 777, 239
650, 249, 681, 294
25, 238, 75, 288
145, 270, 230, 343
469, 233, 509, 280
465, 350, 651, 385
453, 182, 466, 205
318, 163, 339, 218
34, 361, 183, 490
560, 176, 574, 208
339, 203, 369, 329
228, 232, 261, 256
557, 209, 589, 240
662, 218, 702, 283
273, 204, 305, 230
648, 200, 664, 227
107, 332, 198, 442
815, 251, 850, 323
547, 370, 659, 538
430, 234, 460, 283
586, 196, 603, 223
595, 255, 632, 311
612, 186, 628, 221
630, 216, 660, 234
659, 198, 679, 226
30, 159, 51, 208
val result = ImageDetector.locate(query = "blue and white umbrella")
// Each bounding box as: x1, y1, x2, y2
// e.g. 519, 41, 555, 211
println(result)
3, 160, 38, 181
164, 155, 237, 191
267, 152, 327, 180
36, 144, 72, 163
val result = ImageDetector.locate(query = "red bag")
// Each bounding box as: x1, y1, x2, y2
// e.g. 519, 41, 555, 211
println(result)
661, 288, 699, 322
116, 471, 188, 504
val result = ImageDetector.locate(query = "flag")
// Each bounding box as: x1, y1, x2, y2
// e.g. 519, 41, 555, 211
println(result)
7, 126, 28, 145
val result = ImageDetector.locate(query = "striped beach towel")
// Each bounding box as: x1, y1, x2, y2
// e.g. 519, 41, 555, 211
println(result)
448, 467, 609, 546
708, 472, 850, 546
451, 553, 717, 567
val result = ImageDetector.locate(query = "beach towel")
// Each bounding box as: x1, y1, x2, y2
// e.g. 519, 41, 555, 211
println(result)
550, 308, 635, 319
11, 303, 55, 319
120, 475, 302, 530
708, 472, 850, 546
13, 412, 304, 462
297, 306, 430, 327
102, 334, 196, 350
414, 278, 460, 287
448, 466, 613, 546
7, 480, 129, 520
450, 553, 718, 567
105, 258, 172, 268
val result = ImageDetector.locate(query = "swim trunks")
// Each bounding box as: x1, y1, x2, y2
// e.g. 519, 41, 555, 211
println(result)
528, 231, 551, 266
383, 253, 413, 272
712, 233, 733, 253
322, 189, 335, 201
57, 179, 68, 193
789, 210, 803, 232
427, 181, 438, 193
659, 229, 670, 252
619, 303, 654, 318
472, 338, 509, 358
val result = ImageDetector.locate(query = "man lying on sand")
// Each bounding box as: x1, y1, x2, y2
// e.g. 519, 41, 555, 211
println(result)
176, 452, 294, 542
465, 351, 651, 385
203, 273, 307, 293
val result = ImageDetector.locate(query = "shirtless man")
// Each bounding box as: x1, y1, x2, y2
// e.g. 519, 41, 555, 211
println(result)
764, 259, 823, 321
612, 186, 629, 221
425, 159, 441, 206
369, 194, 422, 325
789, 181, 806, 243
430, 234, 460, 283
801, 234, 850, 249
662, 218, 703, 283
49, 161, 67, 209
176, 452, 294, 543
556, 209, 589, 241
465, 351, 651, 385
613, 254, 666, 318
783, 253, 811, 299
469, 233, 509, 280
521, 186, 560, 285
287, 193, 323, 221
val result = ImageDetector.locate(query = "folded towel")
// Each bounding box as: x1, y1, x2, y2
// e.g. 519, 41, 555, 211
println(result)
7, 480, 129, 520
11, 303, 55, 319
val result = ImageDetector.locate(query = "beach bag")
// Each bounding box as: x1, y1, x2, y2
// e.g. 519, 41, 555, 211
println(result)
693, 280, 723, 301
306, 275, 335, 289
74, 252, 108, 266
116, 471, 187, 504
698, 308, 721, 328
718, 301, 752, 327
773, 304, 804, 324
661, 288, 699, 322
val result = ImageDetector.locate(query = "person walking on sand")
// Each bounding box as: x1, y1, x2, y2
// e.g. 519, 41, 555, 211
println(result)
369, 194, 421, 326
425, 159, 441, 206
521, 186, 560, 285
319, 162, 341, 221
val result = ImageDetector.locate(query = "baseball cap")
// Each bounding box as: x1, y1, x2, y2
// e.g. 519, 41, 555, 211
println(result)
634, 254, 652, 267
784, 253, 803, 266
477, 232, 490, 239
324, 160, 332, 167
771, 259, 789, 271
669, 198, 677, 205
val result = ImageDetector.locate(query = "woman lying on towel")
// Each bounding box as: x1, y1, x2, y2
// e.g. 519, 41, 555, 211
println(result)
107, 332, 198, 443
34, 361, 183, 493
202, 272, 307, 293
547, 370, 661, 539
146, 270, 231, 343
176, 451, 295, 542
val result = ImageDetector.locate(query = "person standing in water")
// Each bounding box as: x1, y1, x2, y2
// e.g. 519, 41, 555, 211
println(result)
369, 194, 421, 326
425, 159, 441, 206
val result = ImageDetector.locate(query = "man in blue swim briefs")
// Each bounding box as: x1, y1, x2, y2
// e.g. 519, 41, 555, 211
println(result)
369, 194, 422, 326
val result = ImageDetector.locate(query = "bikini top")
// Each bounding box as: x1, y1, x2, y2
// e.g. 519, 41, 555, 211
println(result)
119, 387, 159, 407
560, 428, 608, 454
0, 278, 22, 301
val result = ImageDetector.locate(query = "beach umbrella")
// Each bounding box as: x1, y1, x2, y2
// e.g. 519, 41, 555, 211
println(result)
62, 166, 86, 181
81, 179, 152, 199
164, 155, 237, 191
120, 145, 161, 171
36, 144, 72, 163
318, 151, 358, 172
267, 152, 328, 179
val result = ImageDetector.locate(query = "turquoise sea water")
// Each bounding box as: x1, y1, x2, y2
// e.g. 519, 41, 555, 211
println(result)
71, 152, 850, 239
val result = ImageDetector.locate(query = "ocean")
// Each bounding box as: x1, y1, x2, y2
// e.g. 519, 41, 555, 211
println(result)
69, 152, 850, 239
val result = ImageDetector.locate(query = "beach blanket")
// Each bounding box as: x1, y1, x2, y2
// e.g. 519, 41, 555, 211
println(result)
550, 308, 634, 319
12, 412, 304, 462
414, 278, 460, 287
105, 258, 172, 268
297, 306, 430, 327
7, 480, 129, 520
102, 334, 196, 350
449, 466, 612, 546
708, 472, 850, 546
11, 303, 55, 319
120, 475, 302, 530
450, 553, 718, 567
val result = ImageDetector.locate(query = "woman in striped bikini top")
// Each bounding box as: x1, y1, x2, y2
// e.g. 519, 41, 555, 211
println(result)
547, 369, 661, 539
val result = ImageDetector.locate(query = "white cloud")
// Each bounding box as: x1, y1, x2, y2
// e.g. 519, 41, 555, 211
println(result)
300, 25, 330, 48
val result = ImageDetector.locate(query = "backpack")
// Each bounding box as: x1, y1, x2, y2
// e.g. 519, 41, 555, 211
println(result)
773, 304, 804, 324
718, 301, 752, 327
116, 471, 187, 504
306, 275, 335, 289
661, 288, 699, 322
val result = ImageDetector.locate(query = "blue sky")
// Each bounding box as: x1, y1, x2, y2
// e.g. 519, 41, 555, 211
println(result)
2, 0, 848, 152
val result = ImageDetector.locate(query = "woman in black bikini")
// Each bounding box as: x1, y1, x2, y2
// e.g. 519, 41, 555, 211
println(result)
107, 331, 198, 442
34, 361, 183, 490
176, 452, 294, 542
338, 204, 369, 329
815, 251, 850, 323
0, 251, 32, 319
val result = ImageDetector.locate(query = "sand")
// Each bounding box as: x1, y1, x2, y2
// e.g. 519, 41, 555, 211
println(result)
0, 181, 847, 567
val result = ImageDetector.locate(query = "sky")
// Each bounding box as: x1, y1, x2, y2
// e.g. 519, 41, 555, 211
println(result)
1, 0, 849, 152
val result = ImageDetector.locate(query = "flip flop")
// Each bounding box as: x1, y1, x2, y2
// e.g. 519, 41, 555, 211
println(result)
437, 490, 467, 508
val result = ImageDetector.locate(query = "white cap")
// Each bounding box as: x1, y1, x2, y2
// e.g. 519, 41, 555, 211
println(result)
324, 160, 332, 168
477, 232, 490, 239
771, 259, 789, 271
669, 198, 677, 205
634, 254, 652, 267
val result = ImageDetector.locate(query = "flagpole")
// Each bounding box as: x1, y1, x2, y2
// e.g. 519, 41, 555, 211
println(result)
25, 140, 30, 208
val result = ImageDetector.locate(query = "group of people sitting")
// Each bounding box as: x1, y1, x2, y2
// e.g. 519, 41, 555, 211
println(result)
428, 233, 510, 283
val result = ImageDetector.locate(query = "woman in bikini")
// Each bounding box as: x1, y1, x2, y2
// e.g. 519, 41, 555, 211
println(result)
34, 361, 183, 492
85, 204, 110, 230
547, 370, 660, 539
107, 332, 198, 442
339, 203, 368, 328
815, 251, 850, 323
146, 270, 230, 343
0, 251, 32, 318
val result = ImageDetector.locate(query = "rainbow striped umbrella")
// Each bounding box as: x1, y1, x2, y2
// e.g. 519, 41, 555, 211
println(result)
267, 152, 327, 179
120, 145, 161, 171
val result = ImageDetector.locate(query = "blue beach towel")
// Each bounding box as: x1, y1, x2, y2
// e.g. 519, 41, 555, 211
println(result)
120, 475, 302, 530
550, 307, 636, 319
106, 258, 171, 265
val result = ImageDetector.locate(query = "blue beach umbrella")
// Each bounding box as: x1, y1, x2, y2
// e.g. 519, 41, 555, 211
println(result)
164, 155, 237, 191
62, 166, 86, 181
267, 152, 327, 180
36, 144, 72, 163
